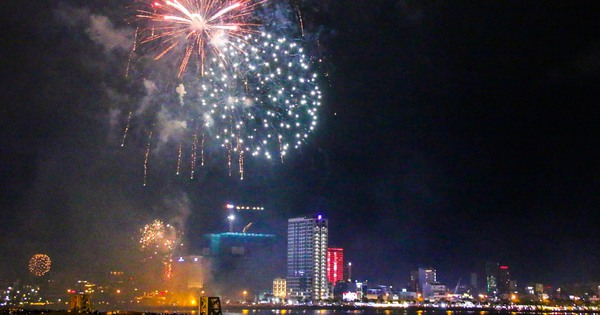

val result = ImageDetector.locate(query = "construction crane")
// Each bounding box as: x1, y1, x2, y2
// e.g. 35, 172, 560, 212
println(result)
242, 222, 253, 233
454, 278, 462, 294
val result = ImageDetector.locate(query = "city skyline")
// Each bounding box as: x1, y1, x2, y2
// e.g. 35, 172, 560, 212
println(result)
2, 211, 600, 308
0, 209, 594, 294
0, 0, 599, 291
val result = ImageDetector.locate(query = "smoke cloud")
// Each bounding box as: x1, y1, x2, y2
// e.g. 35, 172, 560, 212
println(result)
164, 192, 192, 238
57, 5, 133, 54
135, 79, 158, 116
175, 84, 187, 106
87, 14, 133, 53
156, 106, 187, 147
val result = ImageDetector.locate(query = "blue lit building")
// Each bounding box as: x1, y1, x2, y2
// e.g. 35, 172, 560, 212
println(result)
287, 215, 328, 301
204, 232, 275, 298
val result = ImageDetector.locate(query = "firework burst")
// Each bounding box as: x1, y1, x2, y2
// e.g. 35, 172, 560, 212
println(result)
135, 0, 265, 76
140, 220, 181, 279
182, 32, 322, 178
123, 1, 323, 183
28, 254, 51, 277
140, 219, 178, 254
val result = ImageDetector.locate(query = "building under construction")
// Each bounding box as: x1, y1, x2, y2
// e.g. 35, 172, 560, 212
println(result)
203, 232, 276, 299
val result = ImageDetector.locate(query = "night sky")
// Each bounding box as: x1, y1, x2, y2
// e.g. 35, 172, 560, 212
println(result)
1, 0, 599, 289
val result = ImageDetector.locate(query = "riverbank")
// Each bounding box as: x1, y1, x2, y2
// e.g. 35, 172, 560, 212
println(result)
3, 304, 600, 315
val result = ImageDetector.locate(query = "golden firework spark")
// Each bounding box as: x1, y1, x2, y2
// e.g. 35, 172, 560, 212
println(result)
140, 219, 177, 253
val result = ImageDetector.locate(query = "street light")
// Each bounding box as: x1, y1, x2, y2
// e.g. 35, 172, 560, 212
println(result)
347, 262, 352, 282
242, 290, 248, 303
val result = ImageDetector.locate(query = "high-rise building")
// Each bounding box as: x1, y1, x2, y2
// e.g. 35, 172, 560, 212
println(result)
418, 267, 437, 298
485, 261, 499, 295
287, 215, 328, 301
498, 265, 511, 295
509, 280, 518, 293
204, 232, 275, 297
534, 283, 544, 295
470, 272, 478, 292
327, 248, 344, 285
408, 270, 419, 292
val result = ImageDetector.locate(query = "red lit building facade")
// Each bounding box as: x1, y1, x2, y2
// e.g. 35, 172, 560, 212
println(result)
327, 248, 344, 285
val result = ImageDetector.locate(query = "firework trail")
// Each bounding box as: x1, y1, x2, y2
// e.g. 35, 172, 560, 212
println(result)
238, 137, 245, 179
291, 0, 304, 37
190, 122, 199, 179
121, 111, 133, 147
278, 134, 284, 163
143, 130, 153, 186
125, 26, 140, 77
201, 133, 205, 166
165, 261, 173, 279
227, 143, 232, 177
176, 141, 183, 175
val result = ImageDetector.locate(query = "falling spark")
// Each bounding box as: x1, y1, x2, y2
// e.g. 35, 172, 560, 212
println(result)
278, 134, 284, 163
291, 0, 304, 37
190, 123, 198, 179
176, 141, 182, 175
238, 137, 245, 180
165, 261, 173, 279
143, 130, 153, 186
125, 27, 140, 77
121, 111, 133, 147
227, 143, 232, 177
201, 133, 205, 166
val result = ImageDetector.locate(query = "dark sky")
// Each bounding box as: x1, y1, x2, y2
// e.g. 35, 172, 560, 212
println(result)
0, 0, 598, 289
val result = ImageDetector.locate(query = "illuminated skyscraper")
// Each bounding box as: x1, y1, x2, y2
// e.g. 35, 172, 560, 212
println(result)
418, 267, 437, 297
327, 248, 344, 285
287, 215, 328, 301
486, 261, 499, 295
